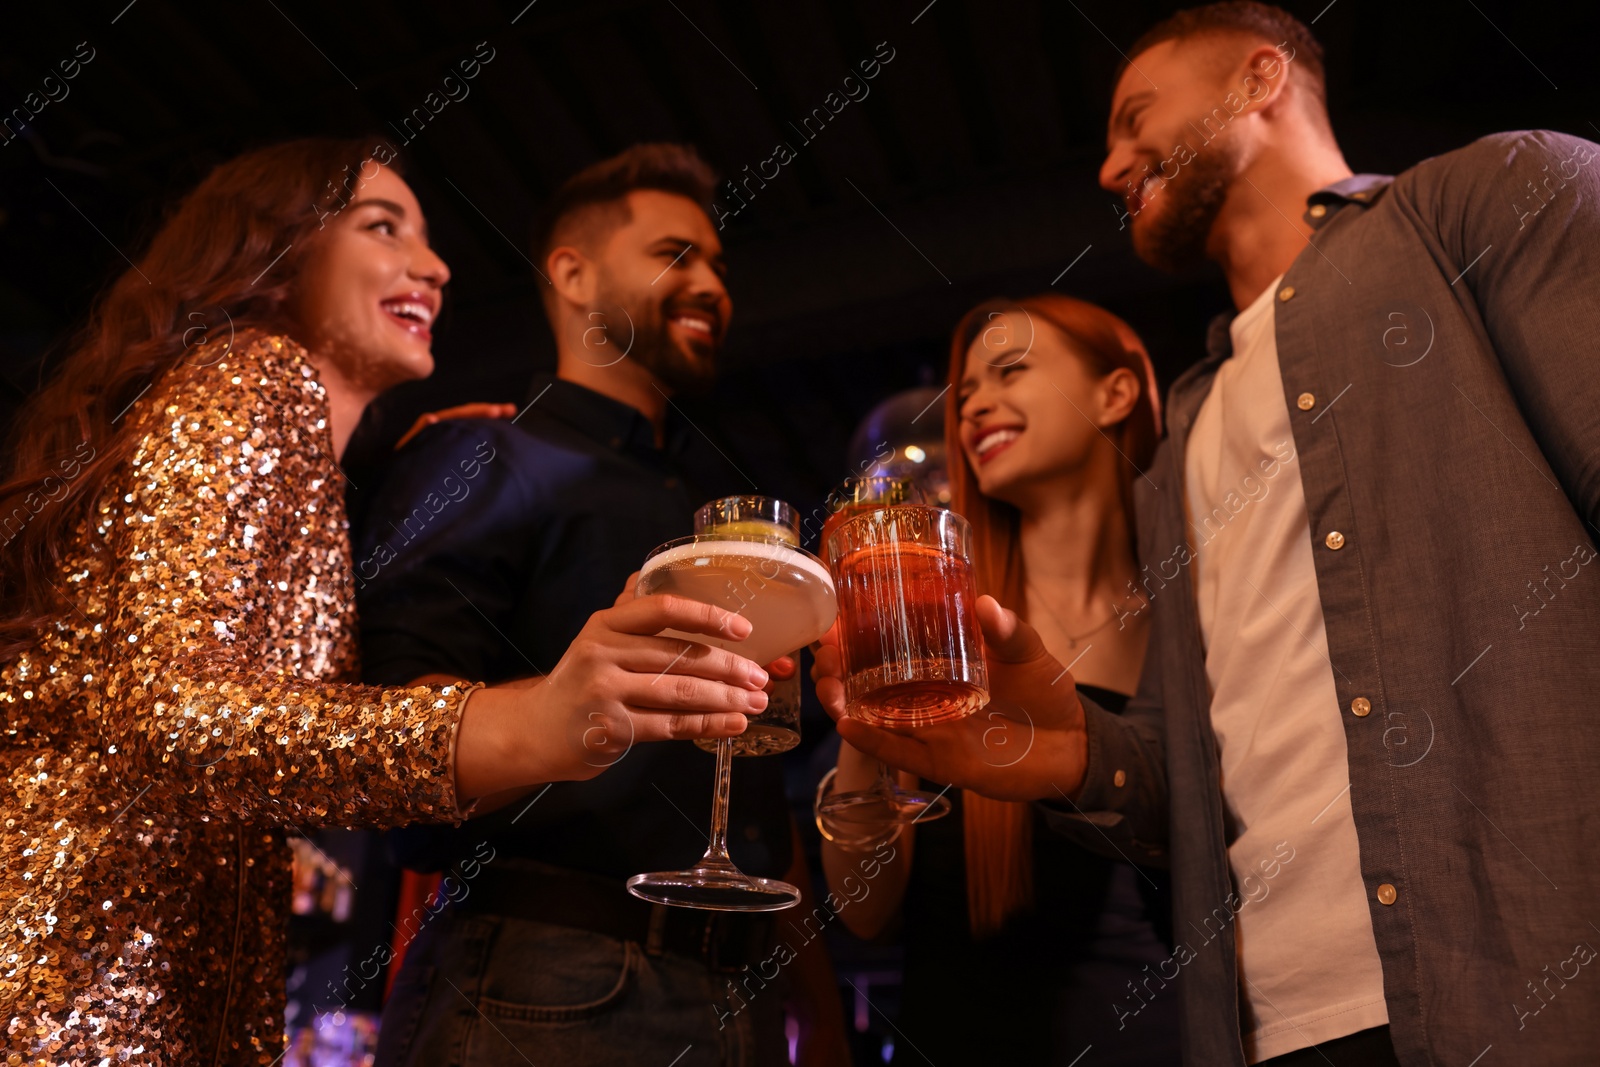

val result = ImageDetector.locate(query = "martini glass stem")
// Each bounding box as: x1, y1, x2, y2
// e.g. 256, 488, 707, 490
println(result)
874, 760, 897, 797
703, 737, 736, 868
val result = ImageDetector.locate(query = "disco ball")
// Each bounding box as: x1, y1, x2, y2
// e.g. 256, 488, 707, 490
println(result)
845, 385, 951, 506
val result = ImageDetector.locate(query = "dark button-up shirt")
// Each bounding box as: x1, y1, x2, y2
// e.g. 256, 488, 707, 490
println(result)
1043, 131, 1600, 1065
354, 373, 793, 880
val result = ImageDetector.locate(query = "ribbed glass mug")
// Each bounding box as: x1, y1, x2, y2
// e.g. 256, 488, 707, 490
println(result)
825, 504, 988, 728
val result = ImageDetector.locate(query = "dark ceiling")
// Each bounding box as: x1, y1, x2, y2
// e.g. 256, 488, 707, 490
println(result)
2, 0, 1596, 507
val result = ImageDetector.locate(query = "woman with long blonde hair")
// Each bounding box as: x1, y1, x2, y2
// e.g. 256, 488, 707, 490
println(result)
818, 293, 1179, 1064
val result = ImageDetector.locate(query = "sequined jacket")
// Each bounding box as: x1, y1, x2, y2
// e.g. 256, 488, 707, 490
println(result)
2, 333, 476, 1065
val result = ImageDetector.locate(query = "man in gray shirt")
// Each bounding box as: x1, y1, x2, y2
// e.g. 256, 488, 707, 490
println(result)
819, 3, 1600, 1064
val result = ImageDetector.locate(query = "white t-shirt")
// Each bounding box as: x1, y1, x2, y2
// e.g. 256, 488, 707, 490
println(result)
1184, 277, 1390, 1062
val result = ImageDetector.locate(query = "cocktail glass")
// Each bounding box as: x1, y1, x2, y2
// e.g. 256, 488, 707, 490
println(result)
627, 497, 836, 911
690, 497, 803, 757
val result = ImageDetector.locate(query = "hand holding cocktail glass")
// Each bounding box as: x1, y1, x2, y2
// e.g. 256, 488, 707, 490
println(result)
814, 593, 1094, 804
627, 496, 836, 912
454, 585, 775, 798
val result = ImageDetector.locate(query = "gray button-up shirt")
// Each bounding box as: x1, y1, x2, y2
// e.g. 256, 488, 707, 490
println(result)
1044, 130, 1600, 1066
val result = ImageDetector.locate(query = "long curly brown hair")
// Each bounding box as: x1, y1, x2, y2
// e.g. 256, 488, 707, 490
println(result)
0, 136, 401, 660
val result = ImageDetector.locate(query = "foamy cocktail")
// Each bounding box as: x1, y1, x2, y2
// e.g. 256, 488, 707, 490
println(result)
629, 498, 837, 911
642, 535, 833, 755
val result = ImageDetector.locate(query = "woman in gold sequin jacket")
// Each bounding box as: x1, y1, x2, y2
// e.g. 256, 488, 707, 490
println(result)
0, 139, 775, 1066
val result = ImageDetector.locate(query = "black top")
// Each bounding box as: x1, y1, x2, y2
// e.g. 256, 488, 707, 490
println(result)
892, 685, 1180, 1066
353, 374, 792, 879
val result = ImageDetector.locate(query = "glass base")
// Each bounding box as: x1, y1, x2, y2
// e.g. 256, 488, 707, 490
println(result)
815, 809, 904, 851
847, 678, 988, 728
820, 784, 952, 826
627, 866, 801, 912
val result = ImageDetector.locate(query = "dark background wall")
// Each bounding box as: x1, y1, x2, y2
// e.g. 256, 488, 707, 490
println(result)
4, 0, 1597, 510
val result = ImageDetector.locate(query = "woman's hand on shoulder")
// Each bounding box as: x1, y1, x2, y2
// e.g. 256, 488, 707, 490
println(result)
395, 402, 518, 450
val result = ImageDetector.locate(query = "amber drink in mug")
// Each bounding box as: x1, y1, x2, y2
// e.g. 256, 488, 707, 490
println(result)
826, 504, 988, 728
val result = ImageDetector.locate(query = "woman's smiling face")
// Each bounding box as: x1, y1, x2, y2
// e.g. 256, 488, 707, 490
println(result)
288, 164, 451, 393
957, 310, 1132, 505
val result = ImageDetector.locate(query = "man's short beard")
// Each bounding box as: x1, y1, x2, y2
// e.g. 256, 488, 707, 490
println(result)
1133, 140, 1238, 274
596, 273, 719, 396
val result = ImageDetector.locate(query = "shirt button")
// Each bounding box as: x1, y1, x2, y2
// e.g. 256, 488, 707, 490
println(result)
1325, 530, 1346, 550
1113, 769, 1127, 788
1278, 285, 1296, 302
664, 476, 679, 490
608, 436, 622, 449
1376, 883, 1398, 905
1308, 204, 1327, 219
1351, 697, 1372, 717
1296, 392, 1316, 411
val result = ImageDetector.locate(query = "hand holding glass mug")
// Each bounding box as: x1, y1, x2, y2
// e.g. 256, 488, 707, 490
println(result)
814, 592, 1092, 805
813, 493, 996, 847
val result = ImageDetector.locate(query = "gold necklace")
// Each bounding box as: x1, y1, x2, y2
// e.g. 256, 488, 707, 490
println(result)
1025, 580, 1127, 650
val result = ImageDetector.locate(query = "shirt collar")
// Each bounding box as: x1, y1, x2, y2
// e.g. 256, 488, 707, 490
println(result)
1304, 173, 1394, 228
1170, 173, 1395, 430
1202, 173, 1396, 359
520, 372, 691, 455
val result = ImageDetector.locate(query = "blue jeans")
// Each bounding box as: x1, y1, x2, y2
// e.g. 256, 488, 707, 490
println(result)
375, 909, 790, 1067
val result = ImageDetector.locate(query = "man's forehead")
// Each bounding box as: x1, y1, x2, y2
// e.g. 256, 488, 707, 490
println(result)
1110, 40, 1180, 115
621, 190, 716, 240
